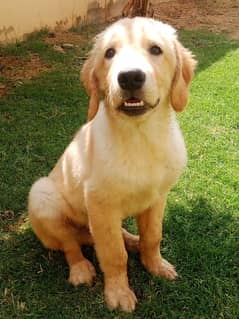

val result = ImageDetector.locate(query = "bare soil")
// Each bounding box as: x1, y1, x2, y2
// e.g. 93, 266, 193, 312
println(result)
0, 53, 51, 96
153, 0, 239, 40
45, 30, 83, 46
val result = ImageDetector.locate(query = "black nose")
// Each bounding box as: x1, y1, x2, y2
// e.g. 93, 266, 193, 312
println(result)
118, 69, 146, 91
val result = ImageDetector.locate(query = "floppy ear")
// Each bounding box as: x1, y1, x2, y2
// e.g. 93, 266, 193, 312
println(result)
170, 40, 197, 112
80, 53, 99, 121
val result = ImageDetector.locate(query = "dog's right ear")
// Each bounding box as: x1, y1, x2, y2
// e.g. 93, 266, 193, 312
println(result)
81, 52, 99, 121
170, 40, 197, 112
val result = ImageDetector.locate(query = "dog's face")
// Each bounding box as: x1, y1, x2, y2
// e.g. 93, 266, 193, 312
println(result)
81, 17, 197, 120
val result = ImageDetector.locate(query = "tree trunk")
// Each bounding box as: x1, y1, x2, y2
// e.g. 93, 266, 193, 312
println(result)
122, 0, 152, 17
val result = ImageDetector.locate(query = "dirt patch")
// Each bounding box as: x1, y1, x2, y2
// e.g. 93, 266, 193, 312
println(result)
0, 30, 91, 98
44, 25, 105, 50
44, 30, 88, 54
153, 0, 239, 39
0, 53, 52, 96
45, 30, 83, 46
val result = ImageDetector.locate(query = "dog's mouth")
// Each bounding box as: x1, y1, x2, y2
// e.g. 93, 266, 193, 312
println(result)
118, 97, 160, 116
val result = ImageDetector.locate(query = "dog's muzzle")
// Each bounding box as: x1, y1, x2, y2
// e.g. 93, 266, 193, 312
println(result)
116, 69, 159, 116
118, 97, 160, 116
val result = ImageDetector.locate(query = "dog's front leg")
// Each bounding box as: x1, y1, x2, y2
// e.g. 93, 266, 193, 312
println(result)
87, 196, 137, 312
137, 195, 178, 280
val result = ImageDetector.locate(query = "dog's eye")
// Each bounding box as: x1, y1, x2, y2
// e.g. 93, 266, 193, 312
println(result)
105, 48, 116, 59
149, 45, 162, 56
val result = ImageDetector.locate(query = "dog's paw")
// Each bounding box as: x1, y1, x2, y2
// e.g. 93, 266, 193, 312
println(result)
69, 259, 96, 286
142, 256, 178, 280
105, 283, 137, 312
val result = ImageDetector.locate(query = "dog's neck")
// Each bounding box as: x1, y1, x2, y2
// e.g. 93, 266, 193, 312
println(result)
92, 99, 177, 146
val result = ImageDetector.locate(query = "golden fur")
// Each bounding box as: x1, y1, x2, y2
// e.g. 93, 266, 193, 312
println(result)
28, 17, 197, 312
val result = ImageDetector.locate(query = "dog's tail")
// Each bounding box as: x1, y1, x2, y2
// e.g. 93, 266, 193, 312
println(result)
122, 228, 139, 252
78, 226, 139, 252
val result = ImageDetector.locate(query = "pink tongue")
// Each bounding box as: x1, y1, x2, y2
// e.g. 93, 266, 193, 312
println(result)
125, 98, 141, 103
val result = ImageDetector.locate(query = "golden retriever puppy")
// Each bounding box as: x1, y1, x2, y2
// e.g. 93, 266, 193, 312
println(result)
28, 17, 197, 312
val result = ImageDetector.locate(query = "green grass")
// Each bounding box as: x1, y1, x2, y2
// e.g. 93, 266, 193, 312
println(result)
0, 29, 238, 319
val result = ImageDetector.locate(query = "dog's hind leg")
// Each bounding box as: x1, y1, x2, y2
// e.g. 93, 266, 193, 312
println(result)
28, 177, 96, 286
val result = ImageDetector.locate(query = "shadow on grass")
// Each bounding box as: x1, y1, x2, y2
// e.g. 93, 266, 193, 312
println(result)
178, 30, 239, 73
1, 198, 238, 319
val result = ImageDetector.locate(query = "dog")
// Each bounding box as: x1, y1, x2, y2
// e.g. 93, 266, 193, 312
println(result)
28, 17, 197, 312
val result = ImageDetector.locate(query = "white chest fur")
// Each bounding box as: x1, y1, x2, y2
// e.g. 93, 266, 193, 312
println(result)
85, 103, 187, 216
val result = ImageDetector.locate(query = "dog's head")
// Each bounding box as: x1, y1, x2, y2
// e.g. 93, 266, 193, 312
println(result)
81, 17, 197, 121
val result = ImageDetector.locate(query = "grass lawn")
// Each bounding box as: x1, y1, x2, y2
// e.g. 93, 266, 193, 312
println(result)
0, 27, 238, 319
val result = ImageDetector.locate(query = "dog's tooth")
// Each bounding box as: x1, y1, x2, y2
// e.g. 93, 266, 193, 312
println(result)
124, 101, 145, 107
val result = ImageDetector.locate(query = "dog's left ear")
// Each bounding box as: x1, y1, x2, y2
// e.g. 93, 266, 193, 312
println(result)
81, 52, 99, 121
170, 40, 197, 112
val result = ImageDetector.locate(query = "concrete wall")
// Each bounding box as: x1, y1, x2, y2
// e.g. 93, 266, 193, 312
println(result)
0, 0, 124, 43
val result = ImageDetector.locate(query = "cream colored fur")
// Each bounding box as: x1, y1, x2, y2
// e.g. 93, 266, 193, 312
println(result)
28, 17, 197, 312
